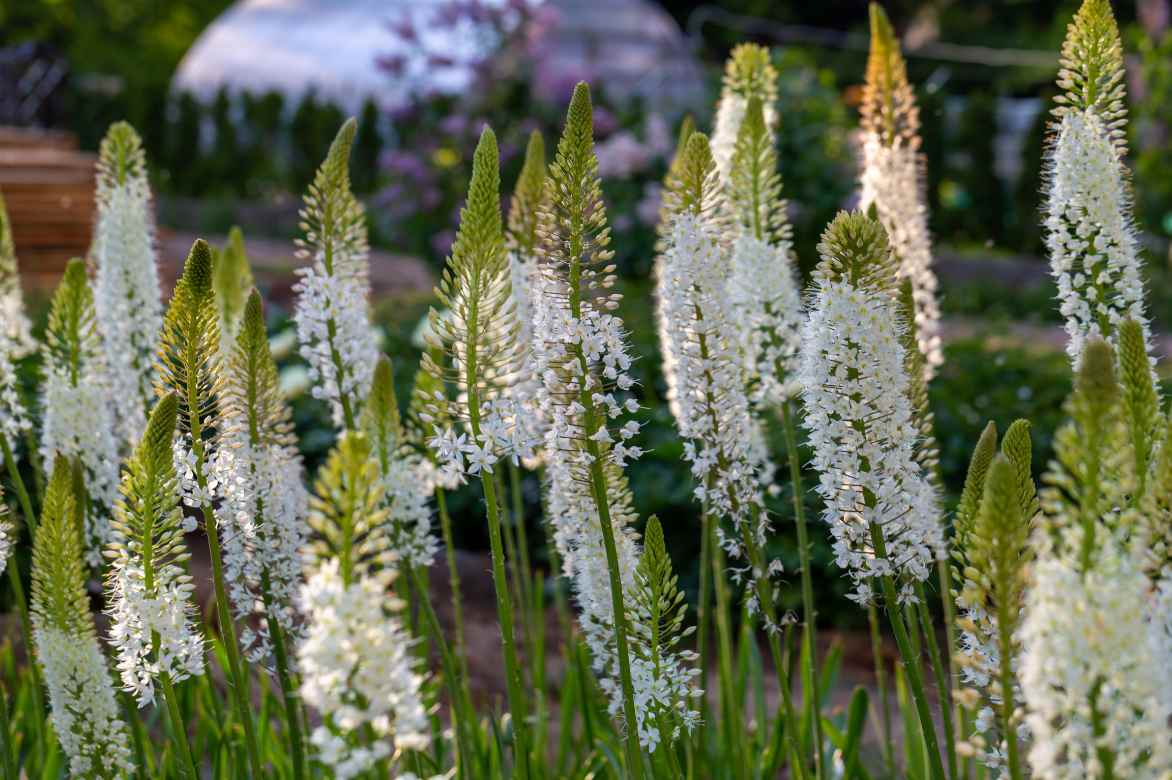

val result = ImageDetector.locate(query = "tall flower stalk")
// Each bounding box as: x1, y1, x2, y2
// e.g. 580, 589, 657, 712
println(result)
92, 122, 163, 446
155, 240, 262, 776
798, 210, 946, 780
213, 289, 309, 778
858, 3, 943, 379
39, 259, 121, 569
420, 126, 536, 776
105, 393, 203, 778
1045, 0, 1151, 377
1021, 340, 1172, 779
710, 43, 778, 182
32, 456, 134, 778
293, 118, 379, 431
299, 432, 429, 778
213, 226, 255, 357
953, 421, 1035, 780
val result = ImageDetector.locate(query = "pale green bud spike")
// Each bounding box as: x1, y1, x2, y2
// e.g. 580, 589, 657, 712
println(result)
0, 190, 15, 274
305, 431, 389, 585
156, 239, 222, 437
214, 226, 254, 353
224, 289, 293, 449
31, 456, 88, 637
654, 115, 698, 252
722, 43, 778, 103
666, 132, 729, 237
1000, 419, 1038, 520
97, 121, 148, 190
1116, 318, 1159, 496
632, 515, 693, 667
361, 355, 402, 472
1076, 338, 1118, 409
46, 258, 97, 382
297, 118, 368, 279
507, 130, 547, 257
815, 210, 899, 293
1054, 0, 1128, 157
862, 4, 920, 147
954, 420, 998, 564
968, 454, 1031, 637
729, 96, 788, 245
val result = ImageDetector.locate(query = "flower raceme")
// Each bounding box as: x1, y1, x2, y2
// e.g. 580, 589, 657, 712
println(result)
293, 118, 379, 430
299, 432, 429, 779
798, 211, 944, 606
0, 191, 33, 356
104, 393, 205, 706
710, 43, 778, 183
32, 458, 134, 778
858, 3, 943, 380
39, 259, 121, 568
92, 122, 163, 446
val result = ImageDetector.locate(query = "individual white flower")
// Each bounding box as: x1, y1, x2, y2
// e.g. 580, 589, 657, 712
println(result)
1045, 109, 1151, 373
35, 626, 136, 778
292, 119, 379, 428
798, 214, 944, 605
91, 123, 163, 446
727, 233, 804, 407
858, 135, 943, 379
298, 559, 429, 779
1021, 536, 1172, 779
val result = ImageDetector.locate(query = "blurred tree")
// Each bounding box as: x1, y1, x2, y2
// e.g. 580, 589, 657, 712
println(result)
167, 91, 203, 196
352, 97, 383, 194
209, 86, 242, 195
951, 91, 1005, 245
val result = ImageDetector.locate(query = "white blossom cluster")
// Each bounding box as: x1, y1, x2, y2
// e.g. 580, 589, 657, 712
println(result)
39, 360, 121, 568
0, 332, 29, 447
0, 220, 32, 357
955, 596, 1030, 776
427, 395, 539, 485
33, 624, 135, 778
798, 279, 944, 605
209, 434, 309, 662
858, 135, 943, 379
545, 455, 701, 752
531, 263, 701, 750
106, 557, 205, 705
92, 143, 162, 446
297, 560, 429, 779
293, 265, 379, 428
380, 454, 439, 570
1045, 109, 1151, 372
1020, 534, 1172, 779
728, 233, 804, 407
507, 251, 548, 463
658, 215, 769, 555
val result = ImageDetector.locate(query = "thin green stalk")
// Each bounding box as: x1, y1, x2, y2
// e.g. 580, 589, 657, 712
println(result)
781, 400, 824, 779
478, 471, 532, 779
435, 488, 472, 692
695, 508, 713, 748
994, 585, 1022, 780
120, 691, 153, 778
870, 526, 946, 780
508, 462, 534, 598
1, 433, 36, 537
915, 581, 957, 780
0, 680, 15, 780
708, 519, 748, 780
160, 671, 199, 780
868, 603, 895, 774
938, 557, 964, 776
261, 573, 307, 780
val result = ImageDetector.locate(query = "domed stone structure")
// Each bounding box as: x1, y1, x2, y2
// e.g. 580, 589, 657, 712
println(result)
173, 0, 704, 113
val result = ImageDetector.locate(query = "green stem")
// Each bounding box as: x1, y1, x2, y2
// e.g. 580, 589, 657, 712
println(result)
995, 592, 1022, 780
870, 526, 947, 780
781, 401, 824, 779
3, 545, 44, 756
261, 573, 307, 780
708, 521, 747, 780
868, 603, 895, 775
938, 557, 963, 776
915, 581, 957, 780
0, 680, 16, 780
695, 508, 713, 742
435, 488, 473, 705
1, 433, 36, 538
478, 471, 531, 777
160, 671, 199, 780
